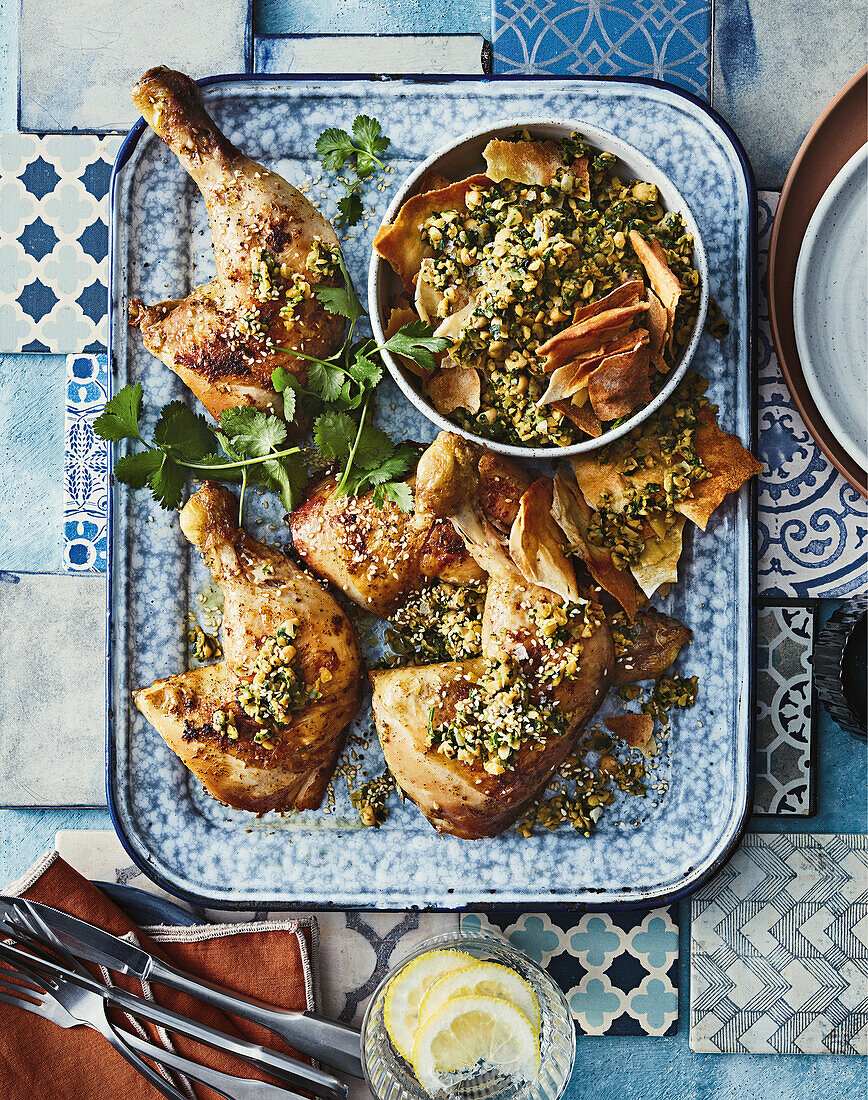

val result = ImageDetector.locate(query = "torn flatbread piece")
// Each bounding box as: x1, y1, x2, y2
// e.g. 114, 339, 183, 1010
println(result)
645, 287, 669, 372
587, 331, 651, 421
605, 713, 655, 753
555, 399, 603, 438
551, 470, 637, 618
628, 230, 681, 353
537, 329, 645, 407
414, 257, 442, 324
572, 279, 644, 324
677, 406, 764, 530
374, 174, 490, 291
631, 516, 686, 597
509, 478, 580, 604
414, 169, 452, 195
537, 302, 648, 372
614, 608, 692, 685
427, 362, 481, 417
483, 139, 565, 186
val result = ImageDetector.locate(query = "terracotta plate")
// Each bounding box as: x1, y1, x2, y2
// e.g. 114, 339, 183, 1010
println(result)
768, 66, 868, 496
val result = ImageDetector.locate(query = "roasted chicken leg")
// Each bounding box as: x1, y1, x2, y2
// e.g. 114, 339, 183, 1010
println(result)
129, 67, 345, 421
370, 433, 613, 838
134, 482, 362, 813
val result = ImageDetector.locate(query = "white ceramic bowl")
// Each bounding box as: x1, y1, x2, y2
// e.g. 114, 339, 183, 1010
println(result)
368, 117, 709, 458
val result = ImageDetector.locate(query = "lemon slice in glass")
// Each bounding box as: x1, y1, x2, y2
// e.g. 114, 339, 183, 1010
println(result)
412, 993, 541, 1094
383, 949, 476, 1062
418, 961, 541, 1032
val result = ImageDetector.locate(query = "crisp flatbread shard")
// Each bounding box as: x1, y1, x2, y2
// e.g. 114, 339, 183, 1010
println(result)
373, 174, 490, 291
587, 330, 652, 421
551, 469, 637, 619
427, 362, 481, 416
571, 278, 645, 324
483, 139, 589, 196
537, 302, 648, 372
605, 713, 655, 752
631, 515, 686, 597
537, 329, 647, 407
554, 397, 603, 438
508, 478, 580, 604
678, 405, 764, 529
628, 230, 681, 354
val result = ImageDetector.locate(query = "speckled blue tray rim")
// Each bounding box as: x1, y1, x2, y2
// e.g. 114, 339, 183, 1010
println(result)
105, 72, 758, 912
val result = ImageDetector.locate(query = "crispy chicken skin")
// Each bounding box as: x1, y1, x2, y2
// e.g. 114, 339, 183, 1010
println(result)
133, 482, 362, 813
370, 432, 613, 838
128, 67, 345, 420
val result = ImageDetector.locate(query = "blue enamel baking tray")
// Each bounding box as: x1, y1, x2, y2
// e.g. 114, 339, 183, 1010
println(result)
107, 75, 756, 910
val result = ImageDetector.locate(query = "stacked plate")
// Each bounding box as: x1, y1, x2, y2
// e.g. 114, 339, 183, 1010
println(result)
769, 67, 868, 495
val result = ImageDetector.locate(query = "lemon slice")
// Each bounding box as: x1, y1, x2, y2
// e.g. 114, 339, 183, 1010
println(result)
412, 994, 540, 1095
383, 950, 476, 1062
418, 961, 541, 1032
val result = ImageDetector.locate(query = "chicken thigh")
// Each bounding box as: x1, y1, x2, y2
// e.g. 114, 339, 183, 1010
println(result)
128, 67, 345, 421
370, 433, 613, 838
134, 482, 362, 813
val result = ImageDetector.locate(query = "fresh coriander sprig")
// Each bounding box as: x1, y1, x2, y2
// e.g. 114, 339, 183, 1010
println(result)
95, 388, 308, 521
316, 115, 390, 228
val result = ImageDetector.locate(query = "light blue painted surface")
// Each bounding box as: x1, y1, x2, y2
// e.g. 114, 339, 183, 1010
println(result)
256, 0, 491, 37
0, 353, 65, 572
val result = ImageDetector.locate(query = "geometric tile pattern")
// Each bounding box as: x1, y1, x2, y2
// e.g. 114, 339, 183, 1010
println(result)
691, 834, 868, 1054
492, 0, 712, 100
756, 192, 868, 598
461, 907, 678, 1035
755, 603, 816, 816
64, 354, 108, 573
0, 135, 121, 353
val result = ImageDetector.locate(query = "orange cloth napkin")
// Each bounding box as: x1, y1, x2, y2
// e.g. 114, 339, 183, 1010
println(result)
0, 851, 318, 1100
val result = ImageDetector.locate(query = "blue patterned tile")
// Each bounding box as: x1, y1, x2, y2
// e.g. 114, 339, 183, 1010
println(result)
0, 135, 121, 354
460, 907, 678, 1035
64, 354, 108, 574
756, 193, 868, 598
690, 833, 868, 1054
492, 0, 711, 99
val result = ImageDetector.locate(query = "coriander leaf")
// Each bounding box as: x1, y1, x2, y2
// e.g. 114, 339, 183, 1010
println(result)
270, 367, 304, 422
263, 456, 308, 512
149, 454, 187, 511
307, 361, 345, 403
153, 401, 217, 459
362, 448, 417, 486
352, 115, 390, 160
348, 350, 382, 389
194, 453, 243, 483
382, 481, 414, 512
278, 385, 296, 423
93, 383, 144, 443
113, 449, 162, 489
382, 320, 450, 373
353, 424, 396, 472
315, 127, 355, 171
354, 152, 377, 179
220, 406, 288, 457
337, 190, 363, 227
313, 409, 357, 463
314, 282, 364, 323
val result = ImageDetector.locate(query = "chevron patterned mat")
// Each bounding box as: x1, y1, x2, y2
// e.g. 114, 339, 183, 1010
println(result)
690, 833, 868, 1054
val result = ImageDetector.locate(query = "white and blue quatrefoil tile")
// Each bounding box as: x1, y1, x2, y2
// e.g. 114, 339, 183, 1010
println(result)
690, 833, 868, 1055
64, 354, 108, 573
754, 603, 816, 816
461, 908, 678, 1035
492, 0, 711, 99
0, 135, 122, 354
756, 193, 868, 598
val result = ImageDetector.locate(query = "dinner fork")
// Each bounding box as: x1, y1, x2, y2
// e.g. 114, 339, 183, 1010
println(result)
0, 914, 347, 1100
0, 959, 309, 1100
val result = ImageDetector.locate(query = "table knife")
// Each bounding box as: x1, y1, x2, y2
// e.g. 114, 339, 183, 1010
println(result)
0, 896, 363, 1079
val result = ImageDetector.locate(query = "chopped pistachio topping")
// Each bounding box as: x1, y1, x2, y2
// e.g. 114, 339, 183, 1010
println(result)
350, 770, 396, 828
278, 271, 313, 319
611, 611, 639, 659
386, 581, 486, 665
306, 237, 341, 278
232, 619, 324, 744
188, 625, 221, 663
641, 672, 699, 719
428, 655, 566, 775
417, 134, 700, 447
530, 598, 604, 685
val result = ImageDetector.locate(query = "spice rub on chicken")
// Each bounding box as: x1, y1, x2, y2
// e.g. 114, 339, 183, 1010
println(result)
133, 482, 362, 813
128, 67, 345, 422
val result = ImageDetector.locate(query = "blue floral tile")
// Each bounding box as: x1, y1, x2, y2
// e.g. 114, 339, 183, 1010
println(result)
756, 193, 868, 598
492, 0, 711, 100
690, 833, 868, 1054
0, 136, 122, 354
64, 354, 108, 574
460, 907, 678, 1035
